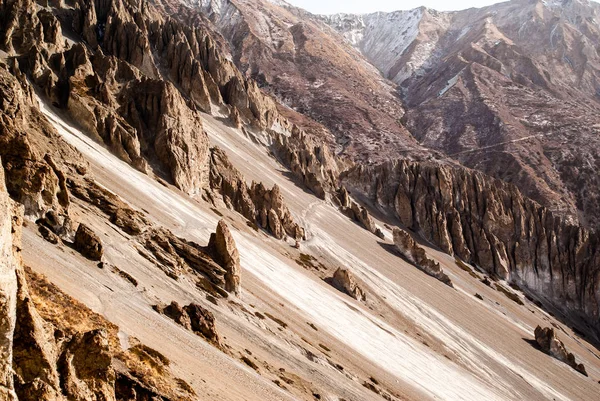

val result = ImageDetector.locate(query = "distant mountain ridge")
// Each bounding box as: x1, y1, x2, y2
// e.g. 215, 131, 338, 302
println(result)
321, 0, 600, 229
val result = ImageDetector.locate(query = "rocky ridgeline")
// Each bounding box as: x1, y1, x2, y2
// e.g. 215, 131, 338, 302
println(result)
0, 0, 312, 242
208, 147, 305, 240
343, 160, 600, 338
269, 127, 342, 200
393, 228, 452, 287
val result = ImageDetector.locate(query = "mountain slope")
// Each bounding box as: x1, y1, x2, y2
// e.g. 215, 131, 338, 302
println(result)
192, 0, 435, 161
0, 0, 600, 399
323, 0, 600, 230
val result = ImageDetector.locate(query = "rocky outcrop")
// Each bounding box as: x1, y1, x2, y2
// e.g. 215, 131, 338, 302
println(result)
208, 147, 305, 240
534, 326, 587, 376
154, 301, 222, 347
337, 186, 384, 238
0, 64, 76, 237
207, 220, 241, 295
1, 155, 193, 400
331, 268, 366, 302
270, 128, 341, 200
74, 223, 104, 261
184, 303, 221, 347
393, 228, 453, 287
68, 176, 231, 296
0, 161, 20, 400
344, 160, 600, 338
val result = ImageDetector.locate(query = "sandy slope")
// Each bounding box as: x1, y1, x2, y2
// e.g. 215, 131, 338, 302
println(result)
22, 98, 600, 400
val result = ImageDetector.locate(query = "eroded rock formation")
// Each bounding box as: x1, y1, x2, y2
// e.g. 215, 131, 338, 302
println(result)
534, 326, 587, 376
208, 147, 305, 240
207, 220, 241, 295
74, 223, 104, 261
270, 128, 341, 200
392, 227, 453, 287
331, 268, 366, 302
154, 301, 222, 347
337, 186, 384, 238
344, 160, 600, 338
0, 155, 195, 400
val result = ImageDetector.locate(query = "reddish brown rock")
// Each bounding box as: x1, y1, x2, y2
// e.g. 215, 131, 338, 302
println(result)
344, 159, 600, 338
209, 147, 305, 240
184, 303, 221, 347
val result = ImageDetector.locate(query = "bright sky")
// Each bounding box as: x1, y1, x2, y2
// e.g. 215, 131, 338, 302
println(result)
287, 0, 508, 14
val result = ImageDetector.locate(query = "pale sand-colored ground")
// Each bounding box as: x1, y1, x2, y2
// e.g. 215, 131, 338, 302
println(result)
22, 99, 600, 400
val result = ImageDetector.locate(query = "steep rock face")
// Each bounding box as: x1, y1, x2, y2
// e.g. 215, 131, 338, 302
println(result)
0, 64, 75, 236
534, 326, 587, 376
331, 268, 366, 302
393, 227, 452, 287
1, 0, 306, 197
270, 128, 341, 200
0, 161, 115, 401
343, 160, 600, 338
207, 219, 241, 295
208, 147, 305, 240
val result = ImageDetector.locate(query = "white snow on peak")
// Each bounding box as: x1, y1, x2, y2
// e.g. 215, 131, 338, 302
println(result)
323, 9, 424, 79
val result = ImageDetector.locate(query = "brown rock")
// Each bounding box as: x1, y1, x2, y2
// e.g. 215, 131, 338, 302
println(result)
0, 162, 20, 400
154, 302, 192, 331
58, 329, 116, 399
331, 268, 366, 302
209, 147, 305, 240
74, 223, 104, 261
393, 227, 453, 287
183, 303, 221, 347
337, 187, 384, 238
207, 220, 241, 295
534, 326, 587, 376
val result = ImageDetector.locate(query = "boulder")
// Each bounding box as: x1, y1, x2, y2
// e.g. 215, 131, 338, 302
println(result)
184, 303, 221, 347
534, 326, 587, 376
74, 223, 104, 261
154, 301, 192, 331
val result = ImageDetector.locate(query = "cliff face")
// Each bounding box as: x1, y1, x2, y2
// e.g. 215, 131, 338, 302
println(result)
343, 160, 600, 339
0, 160, 20, 400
